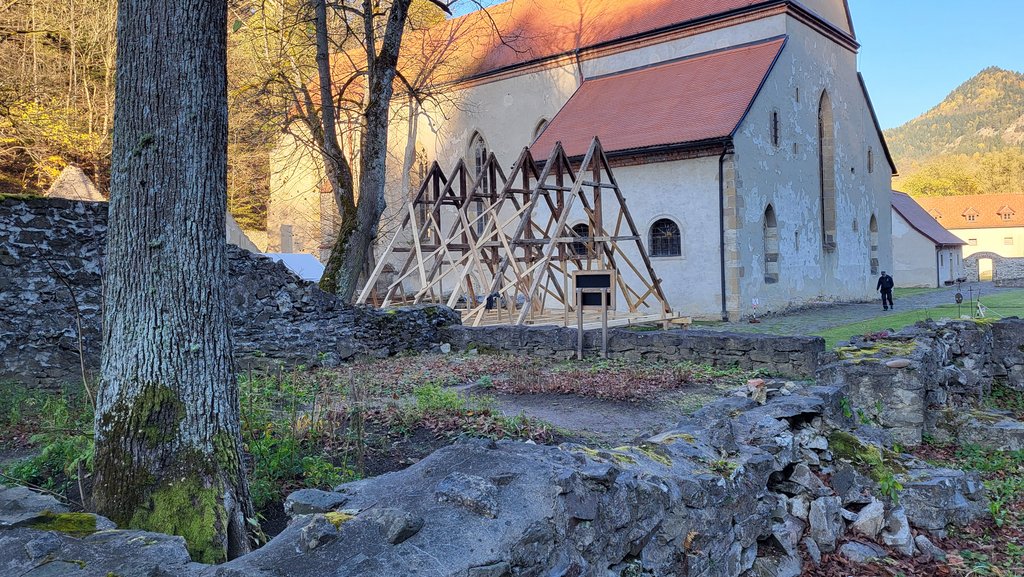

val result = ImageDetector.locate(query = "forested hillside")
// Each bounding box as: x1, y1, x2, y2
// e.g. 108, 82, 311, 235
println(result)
0, 0, 276, 229
885, 67, 1024, 196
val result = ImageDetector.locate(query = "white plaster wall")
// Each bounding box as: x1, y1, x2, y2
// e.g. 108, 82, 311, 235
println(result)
267, 131, 326, 257
556, 158, 725, 318
892, 210, 938, 287
730, 16, 892, 317
937, 246, 963, 285
947, 227, 1024, 259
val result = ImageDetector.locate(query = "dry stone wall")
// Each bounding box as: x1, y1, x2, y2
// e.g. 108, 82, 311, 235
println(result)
817, 318, 1024, 448
442, 326, 825, 378
0, 197, 459, 389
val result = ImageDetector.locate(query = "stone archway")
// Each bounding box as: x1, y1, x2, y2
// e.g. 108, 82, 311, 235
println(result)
963, 252, 1024, 282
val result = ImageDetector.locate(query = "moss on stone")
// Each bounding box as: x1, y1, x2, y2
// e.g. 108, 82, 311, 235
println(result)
658, 433, 696, 445
129, 477, 225, 564
613, 443, 672, 467
26, 511, 99, 537
324, 511, 355, 528
836, 340, 917, 361
827, 430, 905, 482
575, 446, 637, 466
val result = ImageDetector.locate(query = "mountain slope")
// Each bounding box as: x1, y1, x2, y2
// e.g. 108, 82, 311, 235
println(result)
884, 67, 1024, 164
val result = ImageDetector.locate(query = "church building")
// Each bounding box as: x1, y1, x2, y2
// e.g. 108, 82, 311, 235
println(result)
268, 0, 896, 321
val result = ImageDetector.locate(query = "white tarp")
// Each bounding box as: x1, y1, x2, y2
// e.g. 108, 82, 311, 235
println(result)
262, 253, 325, 282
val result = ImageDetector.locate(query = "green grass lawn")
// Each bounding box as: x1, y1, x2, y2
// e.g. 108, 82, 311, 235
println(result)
814, 289, 1024, 349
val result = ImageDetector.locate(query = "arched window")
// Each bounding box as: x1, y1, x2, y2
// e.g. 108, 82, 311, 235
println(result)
533, 118, 549, 141
763, 205, 779, 283
468, 132, 488, 234
869, 215, 879, 275
818, 90, 836, 251
570, 223, 590, 257
649, 219, 681, 257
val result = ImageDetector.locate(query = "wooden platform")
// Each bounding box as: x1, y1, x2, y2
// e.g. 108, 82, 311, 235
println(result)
467, 307, 691, 330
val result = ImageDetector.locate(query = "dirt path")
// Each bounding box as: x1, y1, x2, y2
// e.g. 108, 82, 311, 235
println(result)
459, 382, 744, 446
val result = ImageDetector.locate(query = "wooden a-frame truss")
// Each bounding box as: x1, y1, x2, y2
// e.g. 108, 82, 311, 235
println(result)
358, 137, 683, 328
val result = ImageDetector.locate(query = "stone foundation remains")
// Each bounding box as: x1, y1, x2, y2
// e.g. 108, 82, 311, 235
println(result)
442, 325, 824, 378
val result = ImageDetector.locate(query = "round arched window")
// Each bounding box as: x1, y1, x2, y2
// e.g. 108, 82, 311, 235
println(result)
649, 219, 681, 257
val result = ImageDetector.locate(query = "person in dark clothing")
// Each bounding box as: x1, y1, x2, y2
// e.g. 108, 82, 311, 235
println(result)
876, 271, 894, 310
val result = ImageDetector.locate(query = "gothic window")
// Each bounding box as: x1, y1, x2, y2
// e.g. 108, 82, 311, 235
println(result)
763, 205, 779, 283
570, 223, 590, 257
818, 90, 836, 251
469, 132, 488, 234
869, 215, 879, 275
649, 219, 681, 257
533, 118, 549, 141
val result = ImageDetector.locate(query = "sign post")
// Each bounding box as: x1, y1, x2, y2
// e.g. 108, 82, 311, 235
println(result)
573, 271, 615, 360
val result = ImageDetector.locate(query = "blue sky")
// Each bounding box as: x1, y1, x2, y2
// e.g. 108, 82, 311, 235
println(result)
851, 0, 1024, 129
449, 1, 1024, 130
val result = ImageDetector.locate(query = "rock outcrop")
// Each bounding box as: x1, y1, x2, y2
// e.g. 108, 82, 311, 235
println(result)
0, 375, 993, 576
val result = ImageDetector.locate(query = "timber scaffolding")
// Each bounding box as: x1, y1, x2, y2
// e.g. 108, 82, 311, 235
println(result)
357, 137, 687, 329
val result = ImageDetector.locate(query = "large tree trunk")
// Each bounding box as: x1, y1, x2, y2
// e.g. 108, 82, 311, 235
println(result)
93, 0, 255, 563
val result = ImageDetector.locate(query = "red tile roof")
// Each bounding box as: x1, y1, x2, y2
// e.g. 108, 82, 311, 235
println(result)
913, 193, 1024, 230
530, 37, 785, 158
427, 0, 767, 78
891, 191, 965, 246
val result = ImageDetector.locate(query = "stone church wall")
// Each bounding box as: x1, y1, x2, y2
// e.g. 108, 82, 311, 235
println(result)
730, 17, 894, 319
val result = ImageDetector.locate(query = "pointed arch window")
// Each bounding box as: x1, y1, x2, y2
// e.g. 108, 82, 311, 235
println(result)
533, 118, 549, 141
818, 91, 836, 251
468, 132, 488, 234
763, 205, 779, 283
869, 215, 879, 275
649, 219, 681, 257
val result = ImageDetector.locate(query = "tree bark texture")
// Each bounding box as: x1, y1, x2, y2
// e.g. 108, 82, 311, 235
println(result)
94, 0, 254, 563
320, 0, 413, 301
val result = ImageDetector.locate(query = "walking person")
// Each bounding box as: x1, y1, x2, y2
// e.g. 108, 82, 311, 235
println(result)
876, 270, 894, 310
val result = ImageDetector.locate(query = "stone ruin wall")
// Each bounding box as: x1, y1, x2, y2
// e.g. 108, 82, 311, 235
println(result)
0, 197, 459, 389
817, 318, 1024, 449
964, 251, 1024, 283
